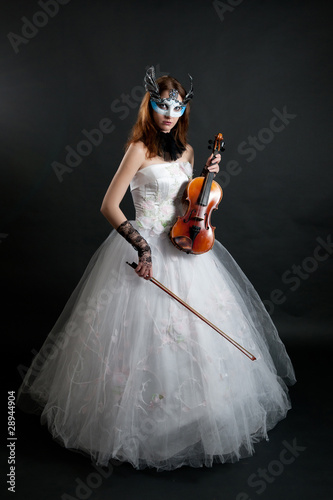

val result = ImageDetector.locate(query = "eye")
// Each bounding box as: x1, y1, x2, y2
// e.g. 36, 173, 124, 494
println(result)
157, 103, 168, 110
174, 106, 182, 112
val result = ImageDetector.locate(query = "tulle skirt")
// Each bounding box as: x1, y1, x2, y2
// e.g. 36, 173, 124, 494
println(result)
18, 223, 296, 470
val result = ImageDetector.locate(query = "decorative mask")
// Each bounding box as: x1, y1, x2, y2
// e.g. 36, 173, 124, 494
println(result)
144, 66, 194, 118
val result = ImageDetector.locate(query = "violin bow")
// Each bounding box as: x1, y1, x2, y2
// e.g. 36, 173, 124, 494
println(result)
126, 262, 256, 361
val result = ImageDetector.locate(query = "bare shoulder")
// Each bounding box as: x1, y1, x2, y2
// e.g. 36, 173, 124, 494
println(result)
185, 144, 194, 165
126, 141, 147, 158
186, 144, 194, 155
120, 141, 147, 171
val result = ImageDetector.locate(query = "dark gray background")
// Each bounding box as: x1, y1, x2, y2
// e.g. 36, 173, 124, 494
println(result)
2, 0, 332, 352
1, 1, 332, 498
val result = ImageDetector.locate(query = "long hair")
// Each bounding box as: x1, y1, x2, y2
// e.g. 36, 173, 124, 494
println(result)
126, 75, 191, 158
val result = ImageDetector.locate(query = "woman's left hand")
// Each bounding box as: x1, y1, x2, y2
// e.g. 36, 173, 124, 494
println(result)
205, 153, 221, 175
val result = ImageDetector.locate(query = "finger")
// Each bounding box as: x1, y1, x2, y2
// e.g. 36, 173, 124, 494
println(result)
139, 264, 152, 279
139, 264, 152, 278
207, 165, 219, 172
212, 155, 221, 165
135, 263, 142, 273
136, 264, 147, 277
138, 267, 147, 277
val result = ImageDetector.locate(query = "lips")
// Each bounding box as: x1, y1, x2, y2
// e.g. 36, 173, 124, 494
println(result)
163, 121, 172, 125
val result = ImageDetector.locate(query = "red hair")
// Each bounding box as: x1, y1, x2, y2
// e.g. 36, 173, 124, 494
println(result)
126, 75, 191, 158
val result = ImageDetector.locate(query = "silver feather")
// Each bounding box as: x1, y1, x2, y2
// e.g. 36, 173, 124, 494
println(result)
183, 74, 194, 104
144, 66, 194, 104
144, 66, 161, 102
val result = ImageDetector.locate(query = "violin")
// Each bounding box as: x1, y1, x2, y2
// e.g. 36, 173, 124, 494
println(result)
170, 132, 225, 255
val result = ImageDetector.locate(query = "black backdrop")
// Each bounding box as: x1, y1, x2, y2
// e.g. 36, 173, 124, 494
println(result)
1, 0, 332, 498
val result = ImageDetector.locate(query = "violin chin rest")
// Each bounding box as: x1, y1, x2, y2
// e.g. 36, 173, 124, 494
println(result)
173, 236, 193, 253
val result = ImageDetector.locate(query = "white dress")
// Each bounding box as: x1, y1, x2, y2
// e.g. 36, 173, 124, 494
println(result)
18, 161, 295, 471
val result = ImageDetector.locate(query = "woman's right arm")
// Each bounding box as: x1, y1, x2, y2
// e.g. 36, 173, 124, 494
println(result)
100, 141, 145, 228
100, 142, 153, 279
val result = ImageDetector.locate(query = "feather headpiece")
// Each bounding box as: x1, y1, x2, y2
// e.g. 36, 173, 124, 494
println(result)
144, 66, 194, 104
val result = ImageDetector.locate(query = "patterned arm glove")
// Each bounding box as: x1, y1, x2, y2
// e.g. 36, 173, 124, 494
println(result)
117, 220, 152, 270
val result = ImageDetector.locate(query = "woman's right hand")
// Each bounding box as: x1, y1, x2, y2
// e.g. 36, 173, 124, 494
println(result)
136, 249, 153, 280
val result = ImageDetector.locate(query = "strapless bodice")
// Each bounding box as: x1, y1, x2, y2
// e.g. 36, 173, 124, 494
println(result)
130, 161, 192, 235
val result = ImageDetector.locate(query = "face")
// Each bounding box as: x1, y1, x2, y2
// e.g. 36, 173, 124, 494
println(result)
151, 90, 185, 133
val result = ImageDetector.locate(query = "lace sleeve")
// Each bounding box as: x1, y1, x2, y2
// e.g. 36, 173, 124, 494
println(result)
117, 220, 152, 269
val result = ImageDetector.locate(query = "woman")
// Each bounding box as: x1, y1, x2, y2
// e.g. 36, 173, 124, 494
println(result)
18, 67, 295, 471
